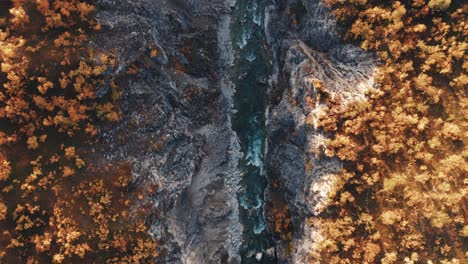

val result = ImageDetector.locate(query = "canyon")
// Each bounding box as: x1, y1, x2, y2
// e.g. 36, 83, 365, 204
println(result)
92, 0, 375, 263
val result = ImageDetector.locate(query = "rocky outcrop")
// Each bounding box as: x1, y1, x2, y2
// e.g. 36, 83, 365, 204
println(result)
264, 0, 376, 262
91, 0, 242, 263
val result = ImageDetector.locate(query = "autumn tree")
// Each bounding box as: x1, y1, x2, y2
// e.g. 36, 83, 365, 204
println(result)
0, 1, 157, 262
306, 0, 467, 263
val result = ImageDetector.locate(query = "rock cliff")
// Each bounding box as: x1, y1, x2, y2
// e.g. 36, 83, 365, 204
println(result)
92, 0, 242, 263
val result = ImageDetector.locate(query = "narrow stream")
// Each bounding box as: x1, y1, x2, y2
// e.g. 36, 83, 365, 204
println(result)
231, 0, 276, 263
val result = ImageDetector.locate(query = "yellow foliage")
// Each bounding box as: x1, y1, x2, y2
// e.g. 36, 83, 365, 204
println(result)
62, 166, 75, 177
27, 136, 39, 150
0, 154, 11, 181
0, 201, 6, 220
0, 2, 157, 262
311, 0, 467, 262
428, 0, 451, 11
380, 210, 403, 226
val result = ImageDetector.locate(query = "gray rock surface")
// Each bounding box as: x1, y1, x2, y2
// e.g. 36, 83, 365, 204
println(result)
91, 0, 242, 263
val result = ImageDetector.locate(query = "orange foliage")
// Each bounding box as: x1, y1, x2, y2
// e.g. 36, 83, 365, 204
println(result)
308, 0, 467, 263
0, 1, 157, 262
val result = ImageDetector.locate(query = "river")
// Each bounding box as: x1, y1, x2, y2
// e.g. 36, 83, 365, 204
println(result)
231, 0, 277, 263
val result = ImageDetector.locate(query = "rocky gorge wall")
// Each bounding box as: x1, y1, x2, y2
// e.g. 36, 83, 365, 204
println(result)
92, 0, 242, 263
90, 0, 377, 263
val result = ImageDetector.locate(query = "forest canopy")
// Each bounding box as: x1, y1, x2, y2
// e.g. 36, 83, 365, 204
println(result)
308, 0, 467, 263
0, 1, 157, 263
